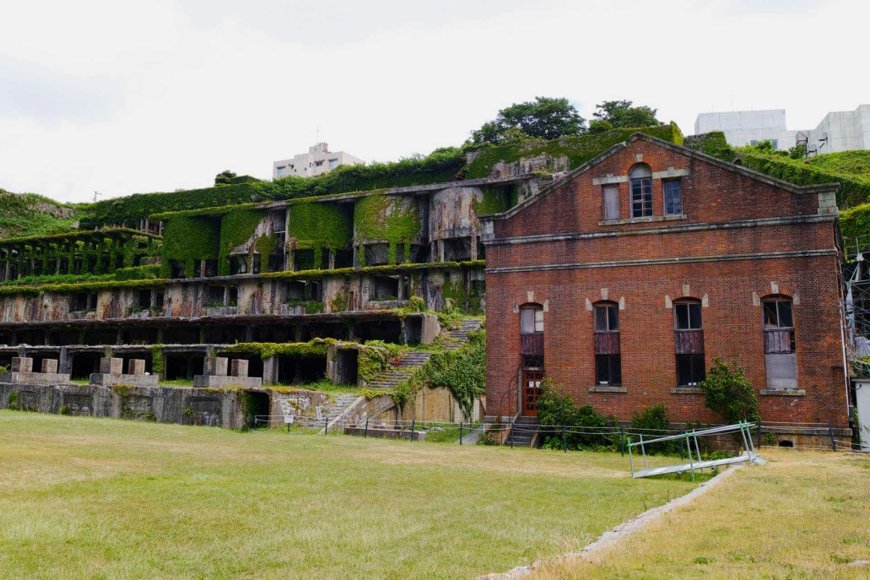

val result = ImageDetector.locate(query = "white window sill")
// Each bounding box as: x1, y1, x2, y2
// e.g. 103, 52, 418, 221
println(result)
759, 388, 806, 397
599, 214, 687, 226
670, 386, 703, 395
588, 385, 627, 393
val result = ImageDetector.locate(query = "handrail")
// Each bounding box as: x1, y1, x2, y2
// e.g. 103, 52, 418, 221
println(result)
627, 421, 757, 447
497, 365, 522, 423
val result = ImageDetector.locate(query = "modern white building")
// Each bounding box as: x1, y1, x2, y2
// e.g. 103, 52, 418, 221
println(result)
694, 105, 870, 154
273, 143, 364, 179
694, 110, 797, 151
805, 105, 870, 154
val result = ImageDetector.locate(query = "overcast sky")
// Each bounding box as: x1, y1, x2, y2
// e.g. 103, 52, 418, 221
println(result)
1, 0, 868, 203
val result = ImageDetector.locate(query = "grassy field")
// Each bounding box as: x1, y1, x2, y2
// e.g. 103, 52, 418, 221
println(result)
535, 448, 870, 578
0, 411, 695, 578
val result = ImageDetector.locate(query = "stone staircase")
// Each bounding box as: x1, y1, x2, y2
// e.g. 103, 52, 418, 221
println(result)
288, 393, 363, 429
441, 318, 483, 351
507, 416, 538, 447
362, 318, 483, 390
363, 351, 432, 389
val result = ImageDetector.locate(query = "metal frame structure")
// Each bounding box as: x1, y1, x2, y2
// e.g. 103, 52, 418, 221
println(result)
627, 421, 763, 479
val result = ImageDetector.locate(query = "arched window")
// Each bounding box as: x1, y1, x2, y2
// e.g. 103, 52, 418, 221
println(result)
673, 299, 705, 386
629, 164, 653, 218
593, 301, 621, 385
762, 296, 797, 390
519, 303, 544, 416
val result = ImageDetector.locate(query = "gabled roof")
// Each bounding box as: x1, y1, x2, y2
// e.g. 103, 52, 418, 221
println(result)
480, 132, 840, 222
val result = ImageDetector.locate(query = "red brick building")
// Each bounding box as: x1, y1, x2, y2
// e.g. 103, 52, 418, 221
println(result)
480, 134, 850, 438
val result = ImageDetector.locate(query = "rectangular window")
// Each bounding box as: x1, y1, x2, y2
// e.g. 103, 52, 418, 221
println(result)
676, 353, 705, 386
664, 179, 683, 215
631, 177, 652, 218
674, 302, 702, 330
763, 298, 797, 389
595, 354, 622, 385
594, 304, 619, 331
602, 185, 620, 220
520, 307, 543, 334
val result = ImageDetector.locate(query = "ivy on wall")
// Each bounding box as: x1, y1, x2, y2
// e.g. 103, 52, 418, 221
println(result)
287, 202, 353, 266
840, 202, 870, 247
160, 216, 220, 277
354, 194, 421, 265
217, 209, 266, 276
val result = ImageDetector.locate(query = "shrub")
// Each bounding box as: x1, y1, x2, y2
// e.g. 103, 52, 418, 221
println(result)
536, 379, 611, 450
699, 357, 760, 424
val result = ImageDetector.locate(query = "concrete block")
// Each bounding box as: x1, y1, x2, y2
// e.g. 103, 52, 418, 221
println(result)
12, 357, 33, 373
192, 375, 262, 388
41, 359, 59, 374
89, 373, 158, 387
230, 359, 249, 378
204, 356, 228, 376
128, 359, 146, 375
100, 357, 123, 376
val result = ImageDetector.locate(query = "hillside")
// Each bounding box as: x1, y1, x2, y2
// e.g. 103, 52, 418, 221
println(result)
804, 150, 870, 179
0, 189, 80, 238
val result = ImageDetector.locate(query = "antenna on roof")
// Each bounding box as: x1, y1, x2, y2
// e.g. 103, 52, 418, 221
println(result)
93, 191, 103, 202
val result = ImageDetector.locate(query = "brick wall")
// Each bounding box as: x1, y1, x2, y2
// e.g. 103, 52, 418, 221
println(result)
484, 136, 848, 428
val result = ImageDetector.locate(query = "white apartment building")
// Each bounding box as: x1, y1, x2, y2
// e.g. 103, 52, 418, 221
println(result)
694, 105, 870, 154
273, 143, 364, 179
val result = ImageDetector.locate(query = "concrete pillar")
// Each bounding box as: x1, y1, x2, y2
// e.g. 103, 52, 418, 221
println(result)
262, 356, 278, 386
230, 359, 249, 378
59, 347, 70, 374
12, 357, 33, 373
41, 359, 58, 373
204, 356, 228, 376
128, 359, 146, 375
328, 248, 335, 270
470, 232, 478, 260
100, 357, 123, 376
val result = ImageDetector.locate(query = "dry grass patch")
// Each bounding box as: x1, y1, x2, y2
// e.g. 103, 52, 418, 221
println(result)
533, 449, 870, 579
0, 411, 695, 578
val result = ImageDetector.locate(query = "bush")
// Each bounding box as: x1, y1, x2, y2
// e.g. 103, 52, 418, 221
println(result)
536, 379, 611, 450
631, 404, 681, 455
699, 357, 760, 424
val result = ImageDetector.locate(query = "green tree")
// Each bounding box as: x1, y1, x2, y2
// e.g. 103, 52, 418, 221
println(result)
214, 170, 238, 185
469, 97, 586, 145
590, 100, 660, 132
698, 357, 760, 424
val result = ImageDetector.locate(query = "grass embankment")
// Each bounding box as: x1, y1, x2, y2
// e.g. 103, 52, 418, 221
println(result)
535, 449, 870, 578
0, 411, 694, 578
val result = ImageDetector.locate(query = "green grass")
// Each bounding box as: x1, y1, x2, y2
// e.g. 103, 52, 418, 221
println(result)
0, 411, 695, 578
805, 150, 870, 179
535, 449, 870, 578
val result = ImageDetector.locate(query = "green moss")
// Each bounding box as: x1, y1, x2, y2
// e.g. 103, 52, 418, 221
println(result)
218, 209, 266, 275
150, 344, 164, 376
354, 194, 421, 265
840, 202, 870, 247
223, 339, 333, 359
464, 124, 683, 179
472, 186, 513, 216
683, 131, 736, 162
160, 216, 220, 277
737, 152, 870, 208
358, 341, 402, 384
287, 202, 353, 253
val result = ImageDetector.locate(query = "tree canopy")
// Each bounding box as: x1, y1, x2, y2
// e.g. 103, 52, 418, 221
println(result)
469, 97, 586, 145
589, 100, 661, 133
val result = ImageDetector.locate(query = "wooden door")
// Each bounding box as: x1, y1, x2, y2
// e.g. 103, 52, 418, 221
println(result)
522, 369, 544, 416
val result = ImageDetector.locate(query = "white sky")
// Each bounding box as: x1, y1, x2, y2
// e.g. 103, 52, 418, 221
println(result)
1, 0, 868, 203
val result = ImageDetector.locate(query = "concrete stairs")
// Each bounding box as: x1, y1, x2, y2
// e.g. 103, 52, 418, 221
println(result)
363, 351, 432, 389
293, 393, 363, 429
507, 416, 538, 447
442, 318, 483, 351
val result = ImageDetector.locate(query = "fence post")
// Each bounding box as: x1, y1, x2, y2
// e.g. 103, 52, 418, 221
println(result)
562, 424, 567, 453
364, 417, 369, 438
324, 415, 328, 435
459, 422, 463, 445
829, 424, 836, 451
411, 418, 415, 439
619, 425, 625, 456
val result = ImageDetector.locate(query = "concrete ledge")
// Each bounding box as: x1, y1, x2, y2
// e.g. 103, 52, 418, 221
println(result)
344, 427, 425, 440
760, 388, 806, 397
670, 387, 703, 395
0, 372, 71, 385
89, 373, 159, 387
588, 386, 627, 394
192, 375, 262, 388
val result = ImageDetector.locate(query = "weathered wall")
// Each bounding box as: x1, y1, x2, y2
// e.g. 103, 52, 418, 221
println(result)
0, 382, 246, 428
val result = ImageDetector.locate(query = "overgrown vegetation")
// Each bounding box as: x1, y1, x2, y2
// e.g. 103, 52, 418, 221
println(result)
469, 97, 587, 145
536, 379, 612, 450
698, 357, 760, 423
0, 189, 80, 238
413, 329, 486, 417
588, 100, 661, 133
